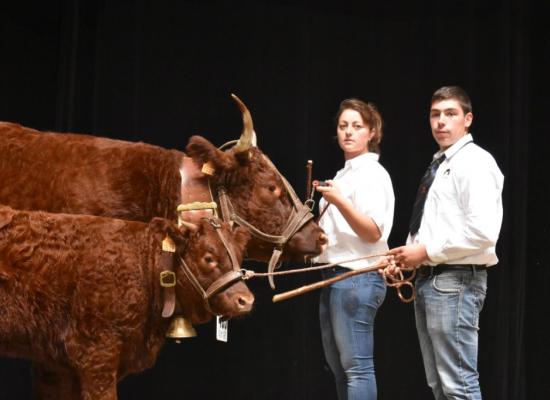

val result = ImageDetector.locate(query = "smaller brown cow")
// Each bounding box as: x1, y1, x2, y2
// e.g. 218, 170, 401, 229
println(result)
0, 206, 253, 400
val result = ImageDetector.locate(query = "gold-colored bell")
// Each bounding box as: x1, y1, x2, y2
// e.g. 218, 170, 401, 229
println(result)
166, 316, 197, 343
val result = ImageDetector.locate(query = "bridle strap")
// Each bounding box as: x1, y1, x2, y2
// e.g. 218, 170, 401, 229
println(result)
205, 270, 248, 298
215, 160, 314, 246
213, 156, 315, 290
177, 148, 316, 290
217, 185, 313, 290
173, 218, 247, 314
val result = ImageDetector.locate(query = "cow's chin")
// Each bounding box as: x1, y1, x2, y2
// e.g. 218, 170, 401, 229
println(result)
283, 241, 328, 263
209, 290, 254, 321
245, 243, 326, 264
211, 309, 251, 322
284, 231, 328, 262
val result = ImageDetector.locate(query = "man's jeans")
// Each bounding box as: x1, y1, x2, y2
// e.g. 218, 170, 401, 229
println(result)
319, 268, 386, 400
415, 267, 487, 400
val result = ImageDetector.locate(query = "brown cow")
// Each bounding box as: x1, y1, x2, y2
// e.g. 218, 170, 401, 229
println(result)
0, 95, 327, 267
0, 206, 253, 400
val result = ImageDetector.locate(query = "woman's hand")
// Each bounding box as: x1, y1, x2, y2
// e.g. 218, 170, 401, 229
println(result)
314, 180, 344, 206
313, 179, 381, 243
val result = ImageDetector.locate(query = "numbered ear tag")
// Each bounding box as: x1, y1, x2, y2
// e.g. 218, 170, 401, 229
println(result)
216, 316, 228, 342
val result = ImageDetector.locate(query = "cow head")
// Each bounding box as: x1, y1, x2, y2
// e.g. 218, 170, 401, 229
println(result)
185, 95, 328, 266
159, 218, 254, 324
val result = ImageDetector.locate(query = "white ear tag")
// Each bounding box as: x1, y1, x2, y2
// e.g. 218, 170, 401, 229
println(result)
216, 316, 228, 342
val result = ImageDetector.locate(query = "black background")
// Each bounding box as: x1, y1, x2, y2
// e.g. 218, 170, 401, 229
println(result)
1, 1, 548, 399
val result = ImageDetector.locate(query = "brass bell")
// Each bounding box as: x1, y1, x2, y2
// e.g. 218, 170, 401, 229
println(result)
166, 316, 197, 343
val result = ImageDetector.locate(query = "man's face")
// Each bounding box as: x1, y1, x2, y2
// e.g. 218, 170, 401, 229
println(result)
429, 99, 473, 150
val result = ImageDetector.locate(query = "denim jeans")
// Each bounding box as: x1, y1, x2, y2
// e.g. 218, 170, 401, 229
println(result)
319, 268, 387, 400
414, 267, 487, 400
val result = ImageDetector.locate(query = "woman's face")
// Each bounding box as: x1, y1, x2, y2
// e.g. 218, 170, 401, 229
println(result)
337, 109, 373, 160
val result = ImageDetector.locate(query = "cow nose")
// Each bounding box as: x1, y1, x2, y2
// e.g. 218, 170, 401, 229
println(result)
236, 293, 254, 312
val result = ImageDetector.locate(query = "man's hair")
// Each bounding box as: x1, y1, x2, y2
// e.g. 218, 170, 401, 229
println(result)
336, 98, 384, 154
431, 86, 472, 114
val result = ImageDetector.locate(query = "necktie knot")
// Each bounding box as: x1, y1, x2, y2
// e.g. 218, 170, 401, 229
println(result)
408, 154, 446, 235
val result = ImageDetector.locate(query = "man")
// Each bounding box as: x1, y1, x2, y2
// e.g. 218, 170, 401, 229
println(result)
388, 86, 503, 399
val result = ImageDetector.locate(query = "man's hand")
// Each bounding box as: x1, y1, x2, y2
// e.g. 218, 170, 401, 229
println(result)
387, 244, 429, 269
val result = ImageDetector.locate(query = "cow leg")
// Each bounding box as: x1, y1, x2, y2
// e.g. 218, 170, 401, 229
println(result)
31, 362, 80, 400
77, 369, 118, 400
67, 342, 120, 400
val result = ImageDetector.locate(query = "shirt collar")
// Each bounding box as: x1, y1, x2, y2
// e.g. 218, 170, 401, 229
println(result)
434, 133, 474, 161
344, 152, 379, 171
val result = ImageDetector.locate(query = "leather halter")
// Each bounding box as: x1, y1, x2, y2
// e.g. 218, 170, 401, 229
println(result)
160, 217, 249, 318
176, 218, 247, 314
214, 153, 315, 289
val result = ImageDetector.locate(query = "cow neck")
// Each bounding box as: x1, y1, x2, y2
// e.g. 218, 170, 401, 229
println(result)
177, 156, 217, 222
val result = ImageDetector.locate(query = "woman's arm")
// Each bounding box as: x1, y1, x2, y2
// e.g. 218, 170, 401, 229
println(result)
316, 182, 381, 243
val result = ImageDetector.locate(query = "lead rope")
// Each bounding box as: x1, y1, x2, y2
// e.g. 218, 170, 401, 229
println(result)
240, 253, 417, 304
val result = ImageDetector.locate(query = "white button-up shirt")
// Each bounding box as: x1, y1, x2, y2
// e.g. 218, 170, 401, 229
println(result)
316, 152, 395, 270
408, 134, 504, 266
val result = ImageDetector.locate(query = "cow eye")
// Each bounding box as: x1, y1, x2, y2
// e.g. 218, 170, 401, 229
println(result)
268, 185, 277, 192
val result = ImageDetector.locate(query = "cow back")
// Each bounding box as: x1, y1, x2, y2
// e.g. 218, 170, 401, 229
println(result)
0, 122, 183, 222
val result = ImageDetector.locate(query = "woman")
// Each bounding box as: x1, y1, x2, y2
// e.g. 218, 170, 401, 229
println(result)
315, 98, 394, 400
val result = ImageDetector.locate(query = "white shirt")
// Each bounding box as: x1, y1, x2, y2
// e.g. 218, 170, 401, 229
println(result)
408, 134, 504, 266
316, 152, 395, 270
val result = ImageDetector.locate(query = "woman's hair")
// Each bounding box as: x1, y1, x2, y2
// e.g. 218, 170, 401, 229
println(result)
336, 98, 384, 154
431, 86, 472, 114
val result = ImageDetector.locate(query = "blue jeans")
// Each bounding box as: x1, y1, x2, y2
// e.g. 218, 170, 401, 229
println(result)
319, 267, 387, 400
414, 267, 487, 400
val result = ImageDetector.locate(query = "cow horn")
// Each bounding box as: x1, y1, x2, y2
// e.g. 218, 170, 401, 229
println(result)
231, 93, 257, 153
179, 220, 199, 233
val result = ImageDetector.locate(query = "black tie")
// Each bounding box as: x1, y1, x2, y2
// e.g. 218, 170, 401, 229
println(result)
409, 154, 446, 235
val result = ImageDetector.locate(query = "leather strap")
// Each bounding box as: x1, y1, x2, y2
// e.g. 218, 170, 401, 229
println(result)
160, 249, 177, 318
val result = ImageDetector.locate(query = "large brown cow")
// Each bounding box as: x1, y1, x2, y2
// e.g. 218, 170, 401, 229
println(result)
0, 95, 327, 271
0, 206, 253, 400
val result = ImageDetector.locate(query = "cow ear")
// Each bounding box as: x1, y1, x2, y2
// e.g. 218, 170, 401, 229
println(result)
149, 217, 183, 244
185, 135, 240, 172
0, 206, 16, 230
233, 226, 252, 252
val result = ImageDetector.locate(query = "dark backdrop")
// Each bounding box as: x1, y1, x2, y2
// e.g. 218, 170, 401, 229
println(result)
1, 1, 548, 399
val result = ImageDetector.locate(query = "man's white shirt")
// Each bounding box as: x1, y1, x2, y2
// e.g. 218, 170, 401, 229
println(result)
408, 134, 504, 266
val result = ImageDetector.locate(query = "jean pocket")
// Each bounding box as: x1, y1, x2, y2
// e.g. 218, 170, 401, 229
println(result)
432, 273, 462, 293
473, 287, 487, 329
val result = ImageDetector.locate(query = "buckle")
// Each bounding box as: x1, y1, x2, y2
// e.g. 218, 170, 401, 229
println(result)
207, 218, 221, 229
160, 270, 176, 287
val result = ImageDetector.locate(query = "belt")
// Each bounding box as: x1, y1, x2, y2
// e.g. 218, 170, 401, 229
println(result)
316, 264, 351, 274
327, 265, 351, 273
418, 264, 486, 276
